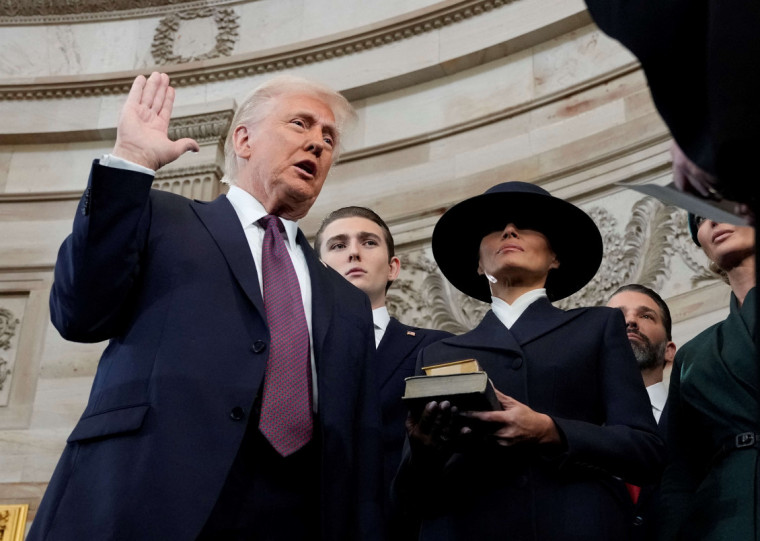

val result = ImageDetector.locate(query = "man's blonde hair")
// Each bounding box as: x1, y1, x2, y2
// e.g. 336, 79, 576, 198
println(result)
222, 75, 356, 185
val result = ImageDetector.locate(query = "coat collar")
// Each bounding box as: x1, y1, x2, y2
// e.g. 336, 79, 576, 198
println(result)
442, 298, 587, 353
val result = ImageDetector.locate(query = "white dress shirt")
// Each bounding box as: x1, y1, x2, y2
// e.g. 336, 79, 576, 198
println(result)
372, 306, 391, 348
646, 381, 668, 424
491, 289, 548, 330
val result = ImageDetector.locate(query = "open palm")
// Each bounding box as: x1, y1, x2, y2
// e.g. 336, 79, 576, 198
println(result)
113, 72, 199, 170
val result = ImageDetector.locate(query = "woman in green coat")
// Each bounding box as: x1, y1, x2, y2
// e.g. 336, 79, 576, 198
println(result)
659, 215, 756, 540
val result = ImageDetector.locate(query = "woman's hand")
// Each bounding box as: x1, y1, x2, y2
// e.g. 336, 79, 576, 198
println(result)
462, 389, 560, 447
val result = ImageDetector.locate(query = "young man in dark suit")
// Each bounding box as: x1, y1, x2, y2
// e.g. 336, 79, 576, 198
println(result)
315, 206, 452, 539
29, 72, 383, 541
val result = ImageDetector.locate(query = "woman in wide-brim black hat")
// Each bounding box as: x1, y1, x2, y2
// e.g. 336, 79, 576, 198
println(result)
394, 182, 665, 541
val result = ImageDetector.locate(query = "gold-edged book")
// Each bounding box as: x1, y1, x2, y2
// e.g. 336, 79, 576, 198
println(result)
422, 358, 482, 376
402, 369, 501, 413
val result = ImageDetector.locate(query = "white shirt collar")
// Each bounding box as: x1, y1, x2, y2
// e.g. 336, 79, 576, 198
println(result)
372, 306, 390, 348
226, 185, 300, 252
646, 381, 668, 423
373, 306, 390, 332
491, 289, 547, 329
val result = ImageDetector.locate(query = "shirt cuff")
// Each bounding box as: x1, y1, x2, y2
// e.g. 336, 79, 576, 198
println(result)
99, 154, 156, 177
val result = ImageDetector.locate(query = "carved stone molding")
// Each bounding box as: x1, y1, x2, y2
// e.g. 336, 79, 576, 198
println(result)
388, 196, 719, 332
0, 0, 240, 25
152, 7, 240, 65
0, 306, 21, 405
168, 109, 234, 144
153, 164, 225, 200
0, 0, 515, 101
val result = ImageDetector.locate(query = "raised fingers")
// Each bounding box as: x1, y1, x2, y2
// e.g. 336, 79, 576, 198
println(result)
140, 72, 163, 111
151, 73, 170, 114
126, 74, 147, 107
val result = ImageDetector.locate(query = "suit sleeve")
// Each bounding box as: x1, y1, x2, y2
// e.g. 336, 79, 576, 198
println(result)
549, 310, 666, 485
50, 161, 154, 343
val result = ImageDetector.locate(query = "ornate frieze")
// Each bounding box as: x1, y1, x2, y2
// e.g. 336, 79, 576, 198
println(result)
0, 0, 239, 24
151, 7, 240, 65
168, 109, 234, 144
0, 0, 515, 100
153, 164, 225, 200
388, 197, 719, 332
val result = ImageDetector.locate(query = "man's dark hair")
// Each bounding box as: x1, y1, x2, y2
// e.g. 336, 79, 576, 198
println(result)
609, 284, 672, 340
314, 206, 395, 260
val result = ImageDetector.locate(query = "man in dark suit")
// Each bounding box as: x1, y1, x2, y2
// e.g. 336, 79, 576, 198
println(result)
29, 72, 383, 541
314, 206, 452, 540
608, 284, 676, 539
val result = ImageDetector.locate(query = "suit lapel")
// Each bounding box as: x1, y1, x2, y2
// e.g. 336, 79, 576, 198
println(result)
376, 318, 424, 388
191, 196, 265, 317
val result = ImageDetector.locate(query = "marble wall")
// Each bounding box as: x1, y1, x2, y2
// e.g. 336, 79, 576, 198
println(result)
0, 0, 731, 527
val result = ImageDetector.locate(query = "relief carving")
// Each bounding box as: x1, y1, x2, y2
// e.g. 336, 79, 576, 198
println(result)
389, 197, 718, 332
0, 0, 237, 23
153, 164, 224, 200
151, 7, 240, 65
0, 307, 20, 395
168, 109, 234, 144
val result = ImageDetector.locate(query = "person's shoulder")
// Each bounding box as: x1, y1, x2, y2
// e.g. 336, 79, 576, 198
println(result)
565, 304, 620, 321
392, 318, 453, 342
316, 259, 372, 307
676, 320, 723, 361
149, 185, 199, 208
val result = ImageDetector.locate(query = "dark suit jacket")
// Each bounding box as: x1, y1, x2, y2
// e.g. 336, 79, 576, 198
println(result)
585, 0, 759, 204
376, 318, 451, 539
394, 300, 665, 541
29, 163, 383, 541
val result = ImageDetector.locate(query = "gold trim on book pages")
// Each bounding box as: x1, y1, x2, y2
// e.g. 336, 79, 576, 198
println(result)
0, 0, 516, 101
423, 358, 481, 376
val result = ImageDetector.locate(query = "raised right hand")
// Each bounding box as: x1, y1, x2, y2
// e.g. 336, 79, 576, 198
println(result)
112, 72, 199, 170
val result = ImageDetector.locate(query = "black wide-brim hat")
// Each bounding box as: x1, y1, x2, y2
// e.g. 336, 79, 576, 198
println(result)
432, 181, 603, 302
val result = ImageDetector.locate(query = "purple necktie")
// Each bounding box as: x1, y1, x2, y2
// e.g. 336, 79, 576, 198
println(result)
257, 215, 313, 457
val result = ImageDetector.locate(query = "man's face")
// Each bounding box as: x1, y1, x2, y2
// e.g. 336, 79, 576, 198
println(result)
606, 290, 673, 371
319, 216, 400, 309
233, 94, 337, 220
